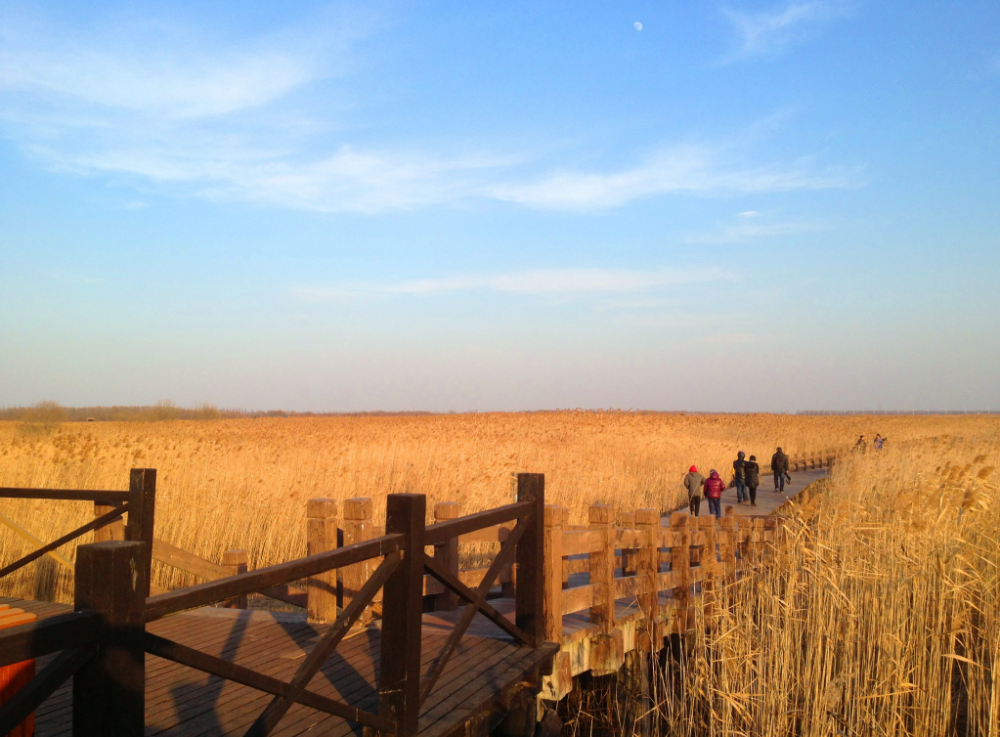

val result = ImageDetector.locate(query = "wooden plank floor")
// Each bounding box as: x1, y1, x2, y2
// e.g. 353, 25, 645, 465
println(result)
0, 598, 556, 737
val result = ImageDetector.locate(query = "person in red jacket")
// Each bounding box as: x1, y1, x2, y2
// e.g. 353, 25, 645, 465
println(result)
704, 469, 725, 518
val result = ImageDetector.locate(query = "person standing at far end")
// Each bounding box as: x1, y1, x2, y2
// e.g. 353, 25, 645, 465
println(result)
733, 451, 748, 503
705, 469, 725, 519
745, 455, 760, 507
874, 433, 886, 451
771, 447, 789, 493
684, 465, 704, 517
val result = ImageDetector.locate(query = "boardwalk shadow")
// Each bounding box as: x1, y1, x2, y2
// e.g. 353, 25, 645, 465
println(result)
159, 610, 253, 736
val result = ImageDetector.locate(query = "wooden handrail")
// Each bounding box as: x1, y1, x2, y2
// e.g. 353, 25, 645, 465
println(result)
151, 538, 308, 607
0, 503, 129, 579
0, 610, 101, 667
0, 488, 130, 502
424, 501, 533, 546
144, 532, 405, 622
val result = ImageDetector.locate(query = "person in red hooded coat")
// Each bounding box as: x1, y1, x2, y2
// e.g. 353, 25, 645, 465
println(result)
704, 469, 725, 518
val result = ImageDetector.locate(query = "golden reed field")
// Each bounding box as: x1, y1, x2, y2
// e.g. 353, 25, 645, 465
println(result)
622, 428, 999, 737
0, 411, 995, 606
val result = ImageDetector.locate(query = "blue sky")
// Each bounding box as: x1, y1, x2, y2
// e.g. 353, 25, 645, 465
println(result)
1, 0, 998, 412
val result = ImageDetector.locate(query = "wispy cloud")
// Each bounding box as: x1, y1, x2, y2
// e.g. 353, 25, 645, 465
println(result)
721, 1, 853, 62
486, 146, 860, 210
292, 267, 735, 302
0, 8, 861, 213
684, 219, 822, 244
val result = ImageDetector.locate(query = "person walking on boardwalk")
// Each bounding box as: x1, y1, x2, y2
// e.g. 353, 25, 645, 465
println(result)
771, 447, 789, 493
745, 455, 760, 507
684, 465, 704, 517
705, 469, 725, 518
733, 451, 748, 503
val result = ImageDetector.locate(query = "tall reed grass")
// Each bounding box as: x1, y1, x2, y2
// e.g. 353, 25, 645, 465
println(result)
0, 412, 994, 607
565, 427, 999, 736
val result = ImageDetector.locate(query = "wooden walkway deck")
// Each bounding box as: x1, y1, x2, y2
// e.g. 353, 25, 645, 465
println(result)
3, 597, 555, 737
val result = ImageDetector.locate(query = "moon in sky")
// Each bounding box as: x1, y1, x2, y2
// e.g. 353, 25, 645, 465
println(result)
634, 21, 642, 31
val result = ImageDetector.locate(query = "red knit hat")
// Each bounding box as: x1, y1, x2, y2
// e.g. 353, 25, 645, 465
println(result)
689, 465, 697, 472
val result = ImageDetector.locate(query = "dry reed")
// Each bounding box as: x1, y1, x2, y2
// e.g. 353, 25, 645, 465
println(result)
565, 425, 1000, 736
0, 412, 994, 607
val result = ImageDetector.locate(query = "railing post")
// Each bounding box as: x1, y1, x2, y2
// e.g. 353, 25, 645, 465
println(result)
93, 502, 124, 542
307, 498, 339, 624
542, 504, 563, 643
750, 518, 764, 563
620, 511, 636, 576
588, 503, 615, 631
636, 508, 659, 650
73, 541, 146, 737
669, 513, 690, 634
379, 494, 426, 737
515, 473, 545, 647
558, 507, 570, 590
433, 502, 461, 611
124, 468, 156, 598
222, 549, 249, 609
719, 515, 737, 583
699, 517, 719, 626
344, 498, 374, 626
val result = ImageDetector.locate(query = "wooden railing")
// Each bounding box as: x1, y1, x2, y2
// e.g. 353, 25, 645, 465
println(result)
0, 474, 548, 737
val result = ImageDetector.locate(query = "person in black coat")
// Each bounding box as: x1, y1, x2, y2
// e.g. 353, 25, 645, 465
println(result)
771, 447, 789, 493
745, 455, 760, 507
732, 451, 748, 503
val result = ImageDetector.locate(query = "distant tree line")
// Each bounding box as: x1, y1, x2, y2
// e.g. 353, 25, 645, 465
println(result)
0, 401, 437, 422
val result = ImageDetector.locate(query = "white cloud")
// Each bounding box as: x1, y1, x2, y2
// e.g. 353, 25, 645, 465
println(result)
486, 146, 860, 211
0, 8, 861, 213
722, 1, 852, 62
292, 267, 735, 302
739, 210, 760, 217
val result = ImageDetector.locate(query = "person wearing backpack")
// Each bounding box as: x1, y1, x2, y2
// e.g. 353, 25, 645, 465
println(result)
732, 451, 748, 503
684, 465, 704, 517
745, 455, 760, 507
704, 469, 725, 518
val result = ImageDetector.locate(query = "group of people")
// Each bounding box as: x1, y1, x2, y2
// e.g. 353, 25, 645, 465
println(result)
683, 447, 792, 518
854, 433, 887, 452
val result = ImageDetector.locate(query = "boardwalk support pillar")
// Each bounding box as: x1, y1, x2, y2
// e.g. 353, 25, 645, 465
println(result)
307, 498, 339, 624
379, 494, 426, 737
125, 468, 156, 598
73, 541, 146, 737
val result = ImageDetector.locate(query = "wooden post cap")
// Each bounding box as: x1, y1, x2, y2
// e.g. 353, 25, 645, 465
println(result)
344, 497, 373, 521
588, 504, 615, 525
557, 506, 569, 524
619, 512, 635, 529
698, 516, 715, 528
635, 509, 658, 526
306, 498, 338, 519
222, 549, 248, 566
543, 505, 563, 527
725, 505, 735, 516
434, 501, 461, 520
719, 516, 735, 530
669, 512, 688, 527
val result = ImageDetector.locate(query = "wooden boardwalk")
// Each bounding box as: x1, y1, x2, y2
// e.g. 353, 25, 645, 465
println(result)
665, 467, 829, 521
5, 599, 554, 737
0, 453, 835, 737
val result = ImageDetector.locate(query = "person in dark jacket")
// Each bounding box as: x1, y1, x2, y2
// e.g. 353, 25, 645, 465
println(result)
683, 465, 704, 517
704, 469, 725, 518
745, 455, 760, 506
732, 451, 748, 503
771, 447, 789, 492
